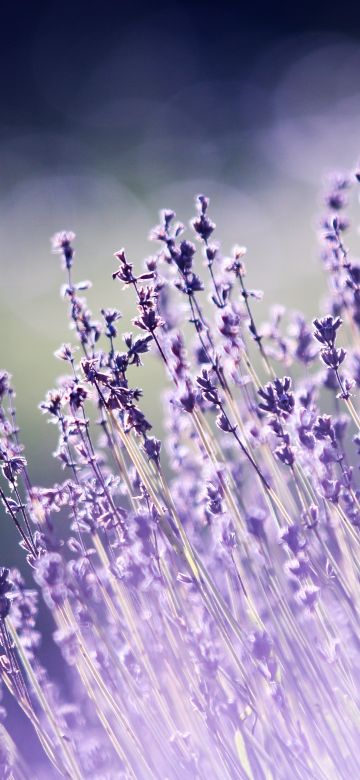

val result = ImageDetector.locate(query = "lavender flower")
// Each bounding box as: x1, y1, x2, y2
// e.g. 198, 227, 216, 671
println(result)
1, 170, 360, 779
0, 569, 12, 620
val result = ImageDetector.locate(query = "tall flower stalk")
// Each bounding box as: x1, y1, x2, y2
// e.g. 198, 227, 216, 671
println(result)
1, 164, 360, 778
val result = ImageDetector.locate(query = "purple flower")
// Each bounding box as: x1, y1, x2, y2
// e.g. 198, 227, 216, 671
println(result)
0, 371, 10, 401
34, 553, 67, 608
313, 415, 336, 444
296, 585, 320, 612
179, 380, 196, 412
320, 346, 346, 370
280, 525, 306, 555
258, 376, 295, 417
54, 343, 78, 362
2, 174, 360, 779
246, 508, 267, 539
101, 308, 122, 340
191, 195, 215, 243
0, 568, 12, 620
51, 230, 76, 269
275, 441, 295, 466
313, 315, 342, 347
142, 436, 161, 467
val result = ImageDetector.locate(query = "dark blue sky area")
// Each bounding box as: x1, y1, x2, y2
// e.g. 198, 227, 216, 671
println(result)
1, 0, 359, 131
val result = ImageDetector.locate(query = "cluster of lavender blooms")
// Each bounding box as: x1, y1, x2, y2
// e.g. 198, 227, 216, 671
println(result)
1, 167, 360, 780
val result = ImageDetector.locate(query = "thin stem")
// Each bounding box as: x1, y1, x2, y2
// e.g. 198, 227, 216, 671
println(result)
8, 620, 83, 780
237, 272, 274, 377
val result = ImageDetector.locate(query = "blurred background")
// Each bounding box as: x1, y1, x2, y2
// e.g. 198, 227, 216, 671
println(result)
1, 0, 360, 561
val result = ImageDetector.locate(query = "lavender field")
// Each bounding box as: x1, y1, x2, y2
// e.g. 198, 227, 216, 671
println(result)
1, 166, 360, 777
2, 3, 360, 777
